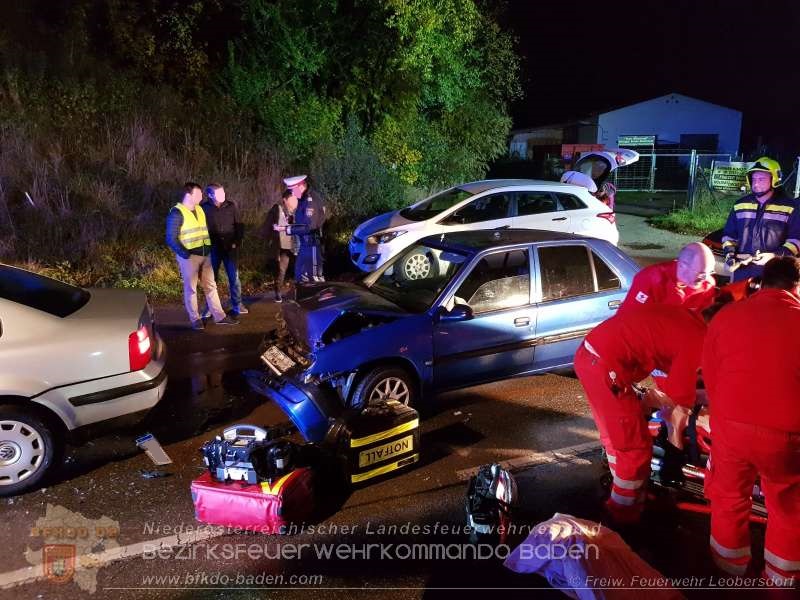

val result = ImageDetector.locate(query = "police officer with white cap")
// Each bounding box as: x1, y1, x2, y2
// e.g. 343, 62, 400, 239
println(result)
275, 175, 326, 283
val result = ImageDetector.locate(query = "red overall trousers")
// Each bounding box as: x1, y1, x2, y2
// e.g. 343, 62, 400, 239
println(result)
574, 343, 651, 523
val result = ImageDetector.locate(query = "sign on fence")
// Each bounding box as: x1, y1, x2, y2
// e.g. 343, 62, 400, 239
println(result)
617, 135, 656, 147
710, 161, 752, 193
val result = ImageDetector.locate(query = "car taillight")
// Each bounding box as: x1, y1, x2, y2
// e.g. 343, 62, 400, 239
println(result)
129, 326, 152, 371
597, 212, 616, 224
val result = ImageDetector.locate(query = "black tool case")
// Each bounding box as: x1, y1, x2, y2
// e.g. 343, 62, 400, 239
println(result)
324, 400, 420, 485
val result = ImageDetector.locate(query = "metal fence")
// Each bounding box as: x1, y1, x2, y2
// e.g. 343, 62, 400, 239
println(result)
686, 154, 800, 210
613, 150, 733, 192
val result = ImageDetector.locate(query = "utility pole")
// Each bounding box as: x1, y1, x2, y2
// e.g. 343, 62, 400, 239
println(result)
795, 156, 800, 199
687, 150, 697, 211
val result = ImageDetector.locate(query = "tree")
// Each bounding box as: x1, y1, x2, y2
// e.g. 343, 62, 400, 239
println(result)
225, 0, 521, 185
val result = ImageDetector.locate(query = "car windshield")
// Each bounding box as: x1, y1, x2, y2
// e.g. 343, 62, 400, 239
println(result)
399, 188, 474, 221
364, 243, 469, 312
0, 265, 91, 317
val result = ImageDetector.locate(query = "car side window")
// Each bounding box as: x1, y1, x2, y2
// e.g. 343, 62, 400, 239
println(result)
556, 193, 588, 211
443, 193, 511, 225
516, 191, 558, 216
453, 250, 530, 314
538, 245, 594, 301
592, 251, 621, 291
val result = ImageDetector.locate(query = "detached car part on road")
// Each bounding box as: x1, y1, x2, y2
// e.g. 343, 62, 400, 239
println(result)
252, 229, 639, 442
0, 265, 167, 495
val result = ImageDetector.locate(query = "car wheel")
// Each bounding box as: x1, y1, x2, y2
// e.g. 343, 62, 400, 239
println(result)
352, 367, 418, 409
0, 405, 61, 496
399, 249, 437, 281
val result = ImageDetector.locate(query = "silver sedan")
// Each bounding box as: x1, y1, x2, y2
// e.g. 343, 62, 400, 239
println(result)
0, 265, 167, 495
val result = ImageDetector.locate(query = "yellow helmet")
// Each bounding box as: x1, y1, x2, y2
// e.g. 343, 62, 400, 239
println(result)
747, 156, 782, 188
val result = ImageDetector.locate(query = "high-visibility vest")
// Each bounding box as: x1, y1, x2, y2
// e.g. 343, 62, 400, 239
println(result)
175, 203, 211, 250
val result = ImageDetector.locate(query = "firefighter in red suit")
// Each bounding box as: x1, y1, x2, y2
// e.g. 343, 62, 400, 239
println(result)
702, 256, 800, 586
574, 304, 706, 523
619, 242, 717, 315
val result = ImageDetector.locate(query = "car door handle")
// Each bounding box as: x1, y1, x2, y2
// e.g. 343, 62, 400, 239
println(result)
551, 217, 568, 221
494, 225, 511, 230
608, 300, 621, 309
514, 317, 530, 327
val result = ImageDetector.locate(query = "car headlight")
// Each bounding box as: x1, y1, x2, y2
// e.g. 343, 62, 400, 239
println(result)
367, 230, 407, 245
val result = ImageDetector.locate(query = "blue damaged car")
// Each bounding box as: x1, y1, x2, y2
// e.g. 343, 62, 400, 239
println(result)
251, 229, 640, 442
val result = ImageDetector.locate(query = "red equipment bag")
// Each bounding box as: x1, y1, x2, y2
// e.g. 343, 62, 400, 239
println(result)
191, 467, 315, 533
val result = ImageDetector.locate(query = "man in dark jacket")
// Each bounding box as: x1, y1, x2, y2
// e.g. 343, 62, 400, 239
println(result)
201, 183, 248, 316
721, 157, 800, 281
277, 175, 326, 284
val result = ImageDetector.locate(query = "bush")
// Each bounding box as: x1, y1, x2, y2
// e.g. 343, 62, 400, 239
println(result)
312, 119, 413, 242
0, 91, 286, 301
650, 186, 737, 235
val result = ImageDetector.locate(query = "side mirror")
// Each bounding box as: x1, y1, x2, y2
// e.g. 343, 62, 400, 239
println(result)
438, 303, 473, 322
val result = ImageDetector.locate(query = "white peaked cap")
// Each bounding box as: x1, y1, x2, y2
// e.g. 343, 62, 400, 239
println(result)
283, 175, 307, 187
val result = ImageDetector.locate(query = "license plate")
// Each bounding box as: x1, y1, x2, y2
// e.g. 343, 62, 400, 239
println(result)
358, 434, 414, 468
261, 345, 296, 374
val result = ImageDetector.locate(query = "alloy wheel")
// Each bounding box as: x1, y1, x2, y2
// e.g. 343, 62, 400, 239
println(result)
368, 377, 411, 406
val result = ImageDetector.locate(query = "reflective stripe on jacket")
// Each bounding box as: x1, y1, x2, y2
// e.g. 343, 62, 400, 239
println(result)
721, 193, 800, 256
175, 203, 211, 250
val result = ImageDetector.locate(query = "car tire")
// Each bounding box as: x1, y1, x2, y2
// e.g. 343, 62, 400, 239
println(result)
0, 405, 61, 497
398, 248, 438, 281
351, 367, 418, 409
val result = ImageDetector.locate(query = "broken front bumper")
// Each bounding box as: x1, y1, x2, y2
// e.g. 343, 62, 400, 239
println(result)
247, 372, 342, 443
246, 333, 343, 443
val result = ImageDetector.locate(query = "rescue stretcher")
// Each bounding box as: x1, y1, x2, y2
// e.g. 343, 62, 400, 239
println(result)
644, 387, 767, 522
601, 385, 767, 523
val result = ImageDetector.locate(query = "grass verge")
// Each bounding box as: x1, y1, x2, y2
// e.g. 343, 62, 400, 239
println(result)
649, 192, 737, 236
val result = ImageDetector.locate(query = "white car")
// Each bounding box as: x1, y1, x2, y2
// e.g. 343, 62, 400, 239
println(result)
0, 265, 168, 495
349, 179, 619, 278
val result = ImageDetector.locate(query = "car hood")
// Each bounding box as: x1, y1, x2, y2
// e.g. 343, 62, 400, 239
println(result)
281, 283, 406, 349
354, 210, 414, 238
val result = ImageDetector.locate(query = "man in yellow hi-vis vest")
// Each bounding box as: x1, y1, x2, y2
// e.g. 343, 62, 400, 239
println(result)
166, 182, 239, 330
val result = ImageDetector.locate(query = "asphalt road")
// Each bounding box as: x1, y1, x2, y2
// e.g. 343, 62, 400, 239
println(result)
2, 217, 790, 599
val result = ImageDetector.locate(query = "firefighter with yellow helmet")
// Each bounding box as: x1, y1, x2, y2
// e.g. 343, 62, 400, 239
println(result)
721, 157, 800, 281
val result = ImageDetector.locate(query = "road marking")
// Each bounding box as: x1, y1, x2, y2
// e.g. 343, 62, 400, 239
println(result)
0, 526, 228, 590
455, 440, 603, 480
1, 440, 604, 590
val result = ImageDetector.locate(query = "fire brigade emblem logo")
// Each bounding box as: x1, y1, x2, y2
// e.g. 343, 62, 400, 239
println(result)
635, 291, 649, 304
43, 544, 76, 584
25, 503, 121, 594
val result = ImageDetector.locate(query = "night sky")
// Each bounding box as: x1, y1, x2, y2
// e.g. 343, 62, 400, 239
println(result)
505, 0, 800, 156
